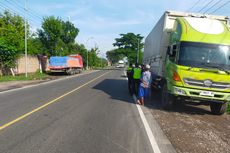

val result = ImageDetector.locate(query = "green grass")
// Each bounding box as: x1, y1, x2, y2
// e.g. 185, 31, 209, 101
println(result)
0, 71, 48, 82
227, 102, 230, 114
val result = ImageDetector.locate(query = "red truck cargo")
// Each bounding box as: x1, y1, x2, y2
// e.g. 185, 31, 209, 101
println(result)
49, 54, 83, 75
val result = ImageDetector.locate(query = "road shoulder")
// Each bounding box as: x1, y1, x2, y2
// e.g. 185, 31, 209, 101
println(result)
141, 105, 177, 153
133, 94, 177, 153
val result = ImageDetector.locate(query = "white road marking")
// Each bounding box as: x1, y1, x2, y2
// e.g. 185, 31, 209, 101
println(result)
136, 99, 161, 153
124, 69, 161, 153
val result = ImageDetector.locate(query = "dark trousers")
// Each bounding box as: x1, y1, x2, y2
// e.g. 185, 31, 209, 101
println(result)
128, 77, 133, 95
132, 79, 140, 95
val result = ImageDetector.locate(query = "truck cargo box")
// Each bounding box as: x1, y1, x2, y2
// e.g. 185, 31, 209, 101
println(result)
143, 10, 229, 77
49, 54, 83, 74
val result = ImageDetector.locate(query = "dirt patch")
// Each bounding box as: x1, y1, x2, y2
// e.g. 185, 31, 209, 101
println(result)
146, 93, 230, 153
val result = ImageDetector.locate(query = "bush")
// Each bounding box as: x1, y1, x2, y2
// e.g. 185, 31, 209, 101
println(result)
227, 102, 230, 114
0, 71, 47, 82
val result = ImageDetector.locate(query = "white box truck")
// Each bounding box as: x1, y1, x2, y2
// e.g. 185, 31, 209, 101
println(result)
144, 11, 230, 114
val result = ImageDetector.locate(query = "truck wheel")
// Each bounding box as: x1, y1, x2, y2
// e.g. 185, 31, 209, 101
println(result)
67, 70, 74, 75
210, 102, 227, 115
161, 83, 173, 109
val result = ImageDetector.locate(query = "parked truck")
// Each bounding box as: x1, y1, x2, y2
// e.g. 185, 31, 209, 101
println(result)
49, 54, 83, 75
143, 11, 230, 115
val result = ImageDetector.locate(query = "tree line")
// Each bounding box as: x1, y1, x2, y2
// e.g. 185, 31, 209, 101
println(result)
106, 33, 144, 65
0, 10, 107, 75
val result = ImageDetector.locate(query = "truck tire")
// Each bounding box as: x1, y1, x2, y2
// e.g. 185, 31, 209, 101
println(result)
67, 69, 74, 75
161, 83, 174, 109
210, 102, 227, 115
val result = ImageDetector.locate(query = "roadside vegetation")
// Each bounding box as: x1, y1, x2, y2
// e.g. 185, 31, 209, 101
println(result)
0, 71, 47, 82
106, 33, 144, 65
0, 10, 107, 76
228, 103, 230, 114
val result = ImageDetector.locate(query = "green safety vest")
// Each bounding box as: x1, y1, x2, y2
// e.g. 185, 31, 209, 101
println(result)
133, 68, 141, 79
127, 67, 132, 71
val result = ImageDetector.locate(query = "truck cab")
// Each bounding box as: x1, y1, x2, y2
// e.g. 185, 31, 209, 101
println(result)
144, 11, 230, 114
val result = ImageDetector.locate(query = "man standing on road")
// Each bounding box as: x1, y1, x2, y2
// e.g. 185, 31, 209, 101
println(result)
127, 63, 134, 95
137, 64, 152, 105
132, 63, 141, 95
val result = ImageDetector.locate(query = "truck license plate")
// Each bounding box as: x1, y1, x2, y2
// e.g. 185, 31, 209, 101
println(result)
200, 91, 214, 97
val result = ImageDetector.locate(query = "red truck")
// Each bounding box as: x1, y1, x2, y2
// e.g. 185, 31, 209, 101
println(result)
49, 54, 83, 75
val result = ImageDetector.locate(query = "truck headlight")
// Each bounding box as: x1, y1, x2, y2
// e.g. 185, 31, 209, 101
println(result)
174, 88, 186, 95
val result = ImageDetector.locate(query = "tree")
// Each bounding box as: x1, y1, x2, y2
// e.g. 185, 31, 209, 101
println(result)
110, 33, 144, 64
0, 11, 26, 74
113, 33, 143, 50
88, 47, 101, 68
38, 16, 63, 56
38, 16, 80, 57
61, 21, 79, 44
27, 35, 45, 55
106, 49, 125, 64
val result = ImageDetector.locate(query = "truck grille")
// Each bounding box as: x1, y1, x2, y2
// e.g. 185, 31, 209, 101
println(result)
184, 78, 230, 89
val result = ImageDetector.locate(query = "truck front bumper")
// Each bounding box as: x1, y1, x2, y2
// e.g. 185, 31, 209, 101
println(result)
171, 86, 230, 102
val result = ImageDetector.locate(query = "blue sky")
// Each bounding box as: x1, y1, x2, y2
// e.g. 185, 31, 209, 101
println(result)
1, 0, 230, 57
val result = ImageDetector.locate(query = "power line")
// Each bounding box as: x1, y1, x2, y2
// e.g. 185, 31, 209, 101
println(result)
0, 1, 24, 15
10, 0, 43, 20
0, 2, 40, 25
209, 0, 230, 14
203, 0, 224, 14
198, 0, 215, 13
5, 0, 42, 20
187, 0, 201, 12
28, 8, 43, 20
6, 0, 24, 10
4, 1, 41, 23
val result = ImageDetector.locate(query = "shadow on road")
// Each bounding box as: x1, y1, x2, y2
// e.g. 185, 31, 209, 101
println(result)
145, 90, 212, 115
93, 79, 134, 104
93, 77, 212, 115
46, 72, 67, 76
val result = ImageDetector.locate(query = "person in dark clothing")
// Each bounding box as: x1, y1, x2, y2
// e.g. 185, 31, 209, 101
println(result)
132, 63, 142, 95
127, 63, 134, 95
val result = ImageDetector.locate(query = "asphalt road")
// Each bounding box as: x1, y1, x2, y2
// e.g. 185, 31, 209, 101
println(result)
0, 69, 153, 153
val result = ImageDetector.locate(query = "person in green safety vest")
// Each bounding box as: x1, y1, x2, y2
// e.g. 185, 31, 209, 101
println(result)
132, 63, 141, 95
126, 63, 135, 95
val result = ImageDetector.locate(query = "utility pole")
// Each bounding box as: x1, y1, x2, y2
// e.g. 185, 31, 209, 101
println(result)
137, 38, 140, 63
24, 0, 28, 77
86, 37, 93, 70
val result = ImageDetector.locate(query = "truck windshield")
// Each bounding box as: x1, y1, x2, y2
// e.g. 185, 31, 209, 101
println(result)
178, 42, 230, 71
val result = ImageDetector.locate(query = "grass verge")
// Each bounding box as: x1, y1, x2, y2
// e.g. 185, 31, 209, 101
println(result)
227, 102, 230, 114
0, 71, 48, 82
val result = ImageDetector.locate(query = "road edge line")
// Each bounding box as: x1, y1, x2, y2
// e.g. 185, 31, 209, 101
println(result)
133, 95, 161, 153
123, 70, 161, 153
